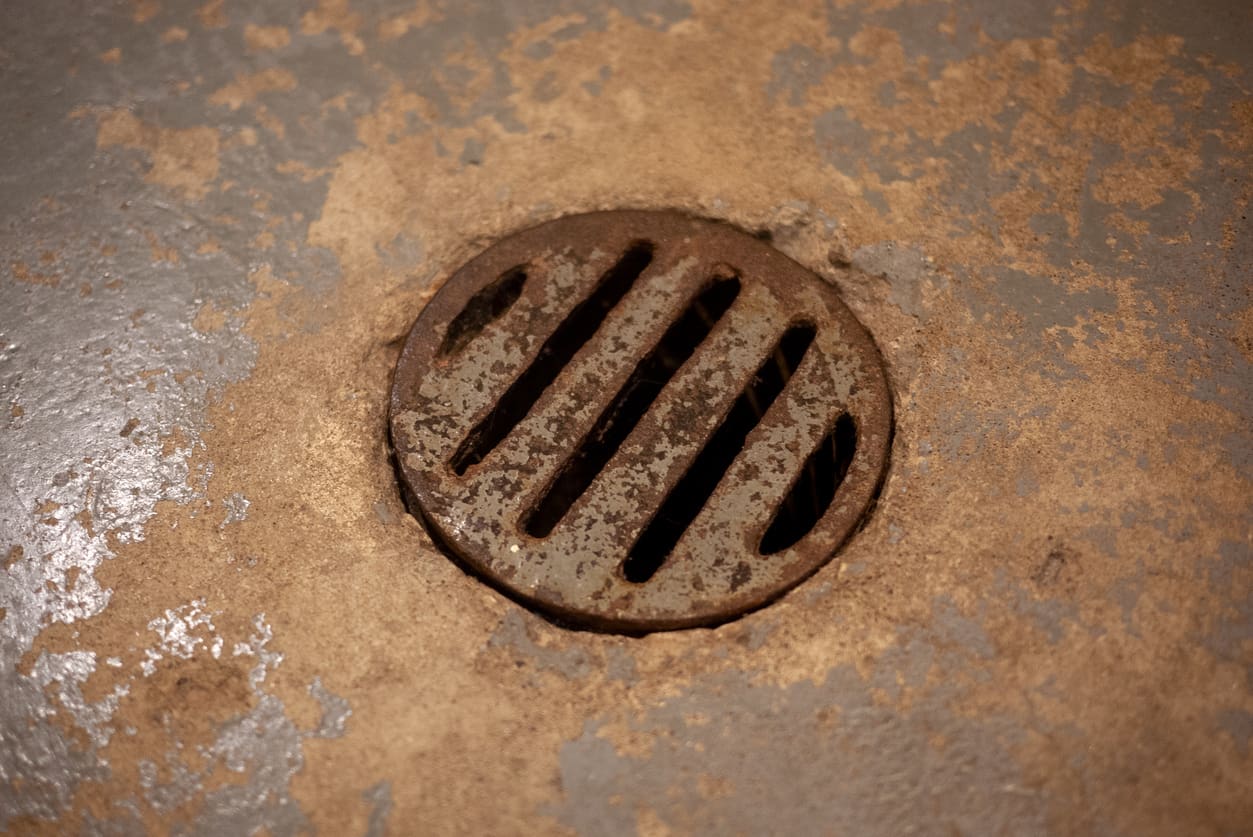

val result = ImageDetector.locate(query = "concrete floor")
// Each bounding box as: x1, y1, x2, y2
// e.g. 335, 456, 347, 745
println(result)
2, 0, 1250, 834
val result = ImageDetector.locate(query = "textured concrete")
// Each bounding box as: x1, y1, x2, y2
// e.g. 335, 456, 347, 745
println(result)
1, 0, 1250, 834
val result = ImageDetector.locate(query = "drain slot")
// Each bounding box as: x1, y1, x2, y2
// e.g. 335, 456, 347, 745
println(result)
450, 242, 654, 475
622, 322, 817, 583
524, 273, 742, 537
759, 413, 857, 555
438, 265, 527, 357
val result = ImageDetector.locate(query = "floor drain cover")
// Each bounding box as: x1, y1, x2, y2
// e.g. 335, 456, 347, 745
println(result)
390, 211, 892, 632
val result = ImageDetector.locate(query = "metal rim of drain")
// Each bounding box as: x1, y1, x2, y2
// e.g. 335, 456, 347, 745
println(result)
390, 210, 892, 633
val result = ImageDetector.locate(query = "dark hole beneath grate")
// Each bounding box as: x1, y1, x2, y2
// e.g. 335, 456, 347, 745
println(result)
438, 265, 527, 357
759, 412, 858, 555
524, 272, 741, 538
451, 242, 654, 475
622, 321, 816, 583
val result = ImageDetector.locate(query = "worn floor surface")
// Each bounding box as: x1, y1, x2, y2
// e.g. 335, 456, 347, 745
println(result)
2, 0, 1251, 834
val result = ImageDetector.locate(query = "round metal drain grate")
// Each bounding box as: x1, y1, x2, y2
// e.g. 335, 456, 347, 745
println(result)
390, 211, 892, 632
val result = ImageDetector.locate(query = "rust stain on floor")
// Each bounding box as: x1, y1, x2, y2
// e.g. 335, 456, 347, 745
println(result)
1, 0, 1250, 834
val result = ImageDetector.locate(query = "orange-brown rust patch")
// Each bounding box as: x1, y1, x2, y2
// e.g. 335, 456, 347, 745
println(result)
196, 0, 227, 29
301, 0, 364, 55
131, 0, 160, 24
143, 230, 181, 263
10, 261, 60, 288
92, 109, 220, 200
1233, 305, 1253, 362
1078, 33, 1185, 89
244, 23, 291, 51
431, 39, 496, 114
1231, 100, 1253, 150
252, 104, 287, 139
378, 0, 446, 41
209, 68, 298, 111
276, 159, 327, 182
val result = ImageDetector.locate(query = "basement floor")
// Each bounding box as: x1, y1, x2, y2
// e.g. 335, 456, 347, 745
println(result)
2, 0, 1251, 834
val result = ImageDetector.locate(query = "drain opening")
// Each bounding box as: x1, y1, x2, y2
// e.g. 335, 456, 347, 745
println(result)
759, 412, 857, 555
390, 210, 893, 632
438, 265, 527, 357
524, 273, 742, 538
622, 322, 817, 583
450, 241, 654, 475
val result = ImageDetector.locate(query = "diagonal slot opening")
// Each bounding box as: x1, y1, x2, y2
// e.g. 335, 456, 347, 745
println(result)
438, 265, 528, 357
622, 322, 818, 583
523, 273, 742, 538
450, 242, 654, 475
758, 413, 857, 555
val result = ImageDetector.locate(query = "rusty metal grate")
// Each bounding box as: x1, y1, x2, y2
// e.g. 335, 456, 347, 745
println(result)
390, 211, 892, 632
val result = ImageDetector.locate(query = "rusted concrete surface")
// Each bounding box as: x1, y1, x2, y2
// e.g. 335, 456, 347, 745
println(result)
1, 0, 1249, 834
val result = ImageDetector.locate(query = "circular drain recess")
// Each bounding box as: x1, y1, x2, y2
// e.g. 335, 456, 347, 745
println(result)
390, 211, 892, 632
